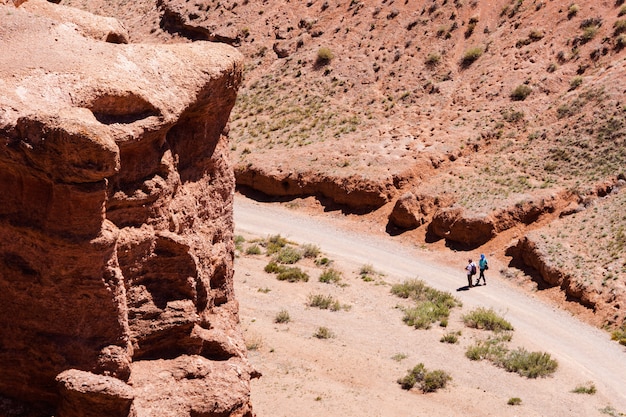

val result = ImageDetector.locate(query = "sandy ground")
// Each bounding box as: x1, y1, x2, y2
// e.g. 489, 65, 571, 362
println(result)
232, 195, 626, 417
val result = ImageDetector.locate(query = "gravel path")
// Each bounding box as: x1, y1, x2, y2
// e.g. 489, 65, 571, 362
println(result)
234, 195, 626, 415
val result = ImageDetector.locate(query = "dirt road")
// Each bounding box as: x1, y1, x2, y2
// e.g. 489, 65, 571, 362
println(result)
233, 195, 626, 416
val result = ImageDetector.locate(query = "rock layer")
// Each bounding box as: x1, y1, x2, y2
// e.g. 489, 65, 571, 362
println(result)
0, 3, 251, 416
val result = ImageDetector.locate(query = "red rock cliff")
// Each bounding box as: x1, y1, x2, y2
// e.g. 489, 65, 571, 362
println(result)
0, 2, 253, 416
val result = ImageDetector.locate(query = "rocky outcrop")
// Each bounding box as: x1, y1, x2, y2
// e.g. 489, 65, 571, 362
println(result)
0, 3, 251, 416
388, 192, 453, 230
235, 166, 393, 210
428, 192, 569, 246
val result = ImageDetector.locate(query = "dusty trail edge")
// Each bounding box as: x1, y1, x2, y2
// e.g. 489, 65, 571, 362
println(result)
233, 195, 626, 410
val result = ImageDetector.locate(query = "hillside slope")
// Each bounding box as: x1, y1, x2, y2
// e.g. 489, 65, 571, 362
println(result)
58, 0, 626, 329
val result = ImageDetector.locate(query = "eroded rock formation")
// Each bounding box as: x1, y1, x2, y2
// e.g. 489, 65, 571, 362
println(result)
0, 2, 252, 416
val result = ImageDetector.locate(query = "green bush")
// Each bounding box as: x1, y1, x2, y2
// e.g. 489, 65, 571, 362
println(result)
397, 363, 451, 393
319, 268, 342, 284
440, 331, 461, 344
265, 234, 288, 254
264, 261, 285, 274
234, 235, 245, 251
462, 307, 514, 332
570, 76, 583, 90
307, 293, 341, 310
461, 47, 483, 67
614, 19, 626, 36
610, 325, 626, 345
422, 369, 452, 392
507, 397, 522, 406
393, 279, 461, 329
316, 47, 334, 65
402, 301, 450, 329
572, 382, 596, 394
274, 246, 302, 264
313, 326, 334, 339
275, 309, 291, 324
581, 25, 598, 42
315, 257, 332, 266
425, 52, 441, 66
465, 335, 509, 362
500, 348, 558, 378
511, 84, 532, 101
301, 243, 320, 258
277, 267, 309, 282
397, 363, 426, 390
245, 244, 262, 255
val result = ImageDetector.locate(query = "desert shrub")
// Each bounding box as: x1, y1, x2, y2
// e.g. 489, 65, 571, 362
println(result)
316, 47, 334, 65
568, 4, 580, 19
245, 333, 263, 350
572, 382, 597, 394
440, 331, 461, 344
619, 5, 626, 17
301, 243, 320, 258
391, 279, 427, 299
500, 348, 558, 378
508, 397, 522, 405
264, 261, 285, 274
511, 84, 532, 101
465, 335, 509, 362
616, 34, 626, 49
600, 406, 621, 416
315, 257, 332, 266
462, 307, 514, 332
245, 244, 262, 255
319, 268, 342, 284
274, 246, 302, 264
234, 235, 245, 251
467, 335, 556, 378
276, 267, 309, 282
397, 363, 426, 389
307, 293, 341, 310
393, 279, 461, 328
397, 363, 451, 392
529, 29, 544, 41
392, 353, 408, 361
547, 63, 558, 73
422, 370, 452, 392
275, 309, 291, 323
265, 234, 288, 254
570, 76, 584, 90
402, 301, 450, 329
614, 19, 626, 36
313, 326, 334, 339
425, 52, 441, 66
461, 47, 483, 67
359, 263, 381, 281
610, 325, 626, 345
581, 25, 599, 42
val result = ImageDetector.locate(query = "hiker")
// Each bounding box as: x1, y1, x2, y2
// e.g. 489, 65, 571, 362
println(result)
476, 254, 488, 286
465, 258, 477, 287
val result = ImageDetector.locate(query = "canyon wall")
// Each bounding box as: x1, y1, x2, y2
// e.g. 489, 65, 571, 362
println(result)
0, 2, 253, 416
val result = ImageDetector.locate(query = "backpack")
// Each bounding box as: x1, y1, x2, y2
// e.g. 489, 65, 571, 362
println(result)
470, 264, 477, 275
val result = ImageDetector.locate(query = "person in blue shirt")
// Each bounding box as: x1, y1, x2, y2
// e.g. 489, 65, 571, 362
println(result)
476, 254, 488, 286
